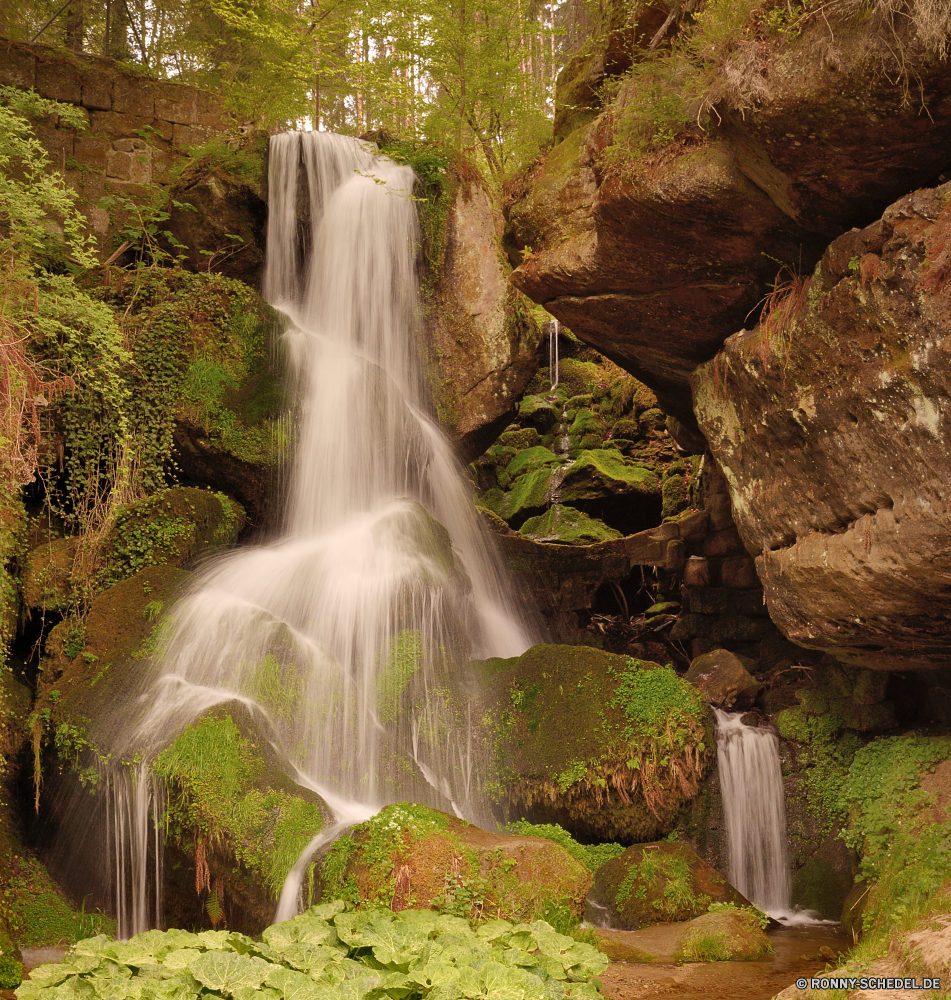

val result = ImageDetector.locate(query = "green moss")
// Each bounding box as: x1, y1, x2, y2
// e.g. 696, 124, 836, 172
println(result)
154, 713, 327, 899
499, 427, 541, 451
0, 951, 21, 989
99, 487, 245, 589
674, 910, 772, 963
519, 506, 622, 545
376, 629, 424, 724
320, 803, 591, 925
0, 498, 26, 664
472, 646, 710, 843
3, 851, 114, 946
247, 653, 304, 723
498, 468, 555, 522
503, 820, 625, 873
561, 449, 659, 501
504, 446, 561, 480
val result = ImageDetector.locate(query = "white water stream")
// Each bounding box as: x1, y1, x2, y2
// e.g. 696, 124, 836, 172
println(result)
714, 709, 792, 917
106, 131, 537, 936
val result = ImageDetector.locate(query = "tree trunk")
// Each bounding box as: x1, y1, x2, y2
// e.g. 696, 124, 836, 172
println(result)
65, 0, 84, 51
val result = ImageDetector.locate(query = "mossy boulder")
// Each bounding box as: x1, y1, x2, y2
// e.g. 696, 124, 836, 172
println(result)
0, 498, 26, 661
471, 645, 712, 842
100, 487, 245, 588
589, 842, 752, 930
685, 649, 761, 711
673, 909, 772, 962
23, 537, 80, 612
560, 449, 658, 502
34, 564, 193, 743
319, 803, 591, 923
155, 709, 330, 932
519, 505, 622, 545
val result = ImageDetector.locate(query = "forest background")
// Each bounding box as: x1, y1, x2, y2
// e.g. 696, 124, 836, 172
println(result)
0, 0, 600, 177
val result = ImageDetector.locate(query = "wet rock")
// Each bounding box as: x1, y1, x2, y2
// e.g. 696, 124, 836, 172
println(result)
791, 834, 855, 922
588, 841, 752, 930
425, 165, 542, 458
686, 649, 761, 710
155, 707, 330, 933
694, 183, 951, 670
23, 537, 80, 613
318, 802, 591, 922
470, 645, 711, 843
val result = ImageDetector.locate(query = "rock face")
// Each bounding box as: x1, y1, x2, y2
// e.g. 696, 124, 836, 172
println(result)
470, 645, 711, 843
685, 649, 761, 710
694, 183, 951, 669
504, 7, 951, 423
425, 167, 542, 457
587, 841, 752, 930
318, 803, 591, 922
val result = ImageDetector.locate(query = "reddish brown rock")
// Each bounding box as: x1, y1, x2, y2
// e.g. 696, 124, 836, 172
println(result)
685, 648, 761, 710
504, 11, 951, 423
694, 182, 951, 669
425, 165, 542, 458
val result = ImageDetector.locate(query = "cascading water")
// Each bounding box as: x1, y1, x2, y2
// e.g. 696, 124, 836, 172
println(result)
714, 708, 791, 916
101, 131, 538, 936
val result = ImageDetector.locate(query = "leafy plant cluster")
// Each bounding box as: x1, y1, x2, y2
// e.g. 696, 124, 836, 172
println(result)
614, 849, 702, 918
834, 734, 951, 922
503, 820, 625, 875
16, 902, 608, 1000
707, 900, 770, 930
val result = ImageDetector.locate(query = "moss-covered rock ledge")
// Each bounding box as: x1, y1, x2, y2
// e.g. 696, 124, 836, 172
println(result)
318, 802, 591, 926
470, 645, 713, 842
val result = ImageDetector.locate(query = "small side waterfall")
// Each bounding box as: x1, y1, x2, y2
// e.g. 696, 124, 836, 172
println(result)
714, 709, 790, 916
94, 131, 539, 937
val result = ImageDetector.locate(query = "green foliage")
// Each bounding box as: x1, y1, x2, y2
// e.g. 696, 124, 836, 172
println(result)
614, 850, 702, 918
16, 905, 607, 1000
707, 901, 769, 930
0, 952, 22, 989
677, 928, 731, 962
4, 853, 114, 946
503, 820, 625, 873
154, 715, 325, 899
835, 735, 951, 884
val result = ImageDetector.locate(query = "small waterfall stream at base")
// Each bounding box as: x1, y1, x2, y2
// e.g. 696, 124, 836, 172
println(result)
84, 131, 540, 937
714, 709, 796, 920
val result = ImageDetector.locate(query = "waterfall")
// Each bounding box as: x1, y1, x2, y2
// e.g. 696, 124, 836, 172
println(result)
714, 708, 790, 917
104, 131, 537, 936
547, 318, 560, 392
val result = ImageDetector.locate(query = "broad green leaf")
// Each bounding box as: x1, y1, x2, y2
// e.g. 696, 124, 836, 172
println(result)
307, 899, 346, 920
127, 932, 169, 957
159, 951, 203, 971
191, 952, 270, 993
194, 931, 231, 950
279, 943, 339, 974
159, 932, 202, 951
475, 919, 512, 942
361, 916, 429, 970
264, 966, 326, 1000
233, 989, 281, 1000
87, 961, 133, 981
561, 941, 608, 981
23, 966, 72, 987
102, 944, 156, 968
530, 922, 576, 958
72, 937, 114, 957
263, 917, 338, 951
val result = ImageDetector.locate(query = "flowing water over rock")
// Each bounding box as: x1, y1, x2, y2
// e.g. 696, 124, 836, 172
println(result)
101, 132, 537, 936
714, 709, 792, 918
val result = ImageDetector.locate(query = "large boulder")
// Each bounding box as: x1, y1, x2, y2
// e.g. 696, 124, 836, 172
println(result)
319, 803, 591, 923
504, 6, 951, 423
694, 183, 951, 670
685, 649, 761, 710
424, 162, 542, 458
470, 645, 712, 842
587, 841, 752, 930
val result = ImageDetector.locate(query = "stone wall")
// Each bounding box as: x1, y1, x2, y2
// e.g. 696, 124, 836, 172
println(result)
0, 39, 235, 248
